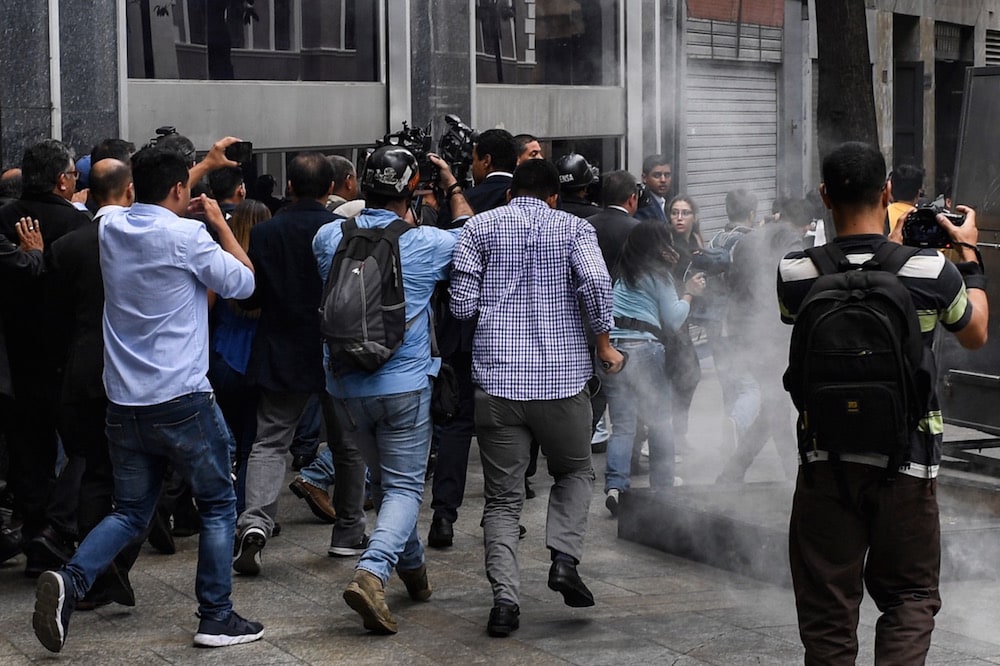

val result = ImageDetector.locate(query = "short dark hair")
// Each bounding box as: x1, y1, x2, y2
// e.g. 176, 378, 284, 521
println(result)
156, 134, 197, 165
327, 154, 355, 186
255, 174, 276, 196
0, 170, 22, 199
779, 198, 814, 228
130, 146, 189, 204
641, 153, 671, 175
91, 138, 135, 164
21, 139, 74, 195
288, 152, 334, 200
601, 170, 637, 207
513, 133, 539, 155
89, 158, 132, 204
821, 142, 886, 207
510, 159, 560, 200
475, 129, 518, 172
725, 188, 758, 223
208, 166, 244, 201
890, 164, 924, 202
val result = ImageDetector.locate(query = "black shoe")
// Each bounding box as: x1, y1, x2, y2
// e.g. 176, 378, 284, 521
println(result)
547, 560, 595, 608
33, 570, 76, 653
193, 610, 265, 647
24, 528, 75, 579
89, 562, 136, 607
518, 524, 526, 539
487, 603, 520, 637
524, 479, 536, 499
0, 525, 23, 564
232, 527, 266, 575
328, 534, 369, 557
291, 453, 315, 472
427, 517, 453, 549
147, 507, 176, 555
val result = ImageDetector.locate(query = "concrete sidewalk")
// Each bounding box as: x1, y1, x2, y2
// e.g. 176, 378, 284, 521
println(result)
2, 370, 1000, 664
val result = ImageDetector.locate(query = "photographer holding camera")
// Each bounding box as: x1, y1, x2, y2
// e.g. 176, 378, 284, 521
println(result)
777, 142, 988, 664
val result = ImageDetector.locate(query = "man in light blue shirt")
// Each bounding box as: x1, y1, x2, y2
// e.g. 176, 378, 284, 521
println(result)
31, 146, 263, 652
313, 146, 468, 634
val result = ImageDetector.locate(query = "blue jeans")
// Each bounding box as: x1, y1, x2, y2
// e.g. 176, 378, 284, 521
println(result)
63, 393, 237, 621
602, 339, 675, 491
299, 445, 336, 488
331, 387, 432, 582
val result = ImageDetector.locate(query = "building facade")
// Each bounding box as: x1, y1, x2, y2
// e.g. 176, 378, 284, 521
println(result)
0, 1, 996, 235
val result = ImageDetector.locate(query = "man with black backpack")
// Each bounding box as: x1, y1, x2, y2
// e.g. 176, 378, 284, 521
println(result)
777, 142, 988, 664
313, 145, 470, 634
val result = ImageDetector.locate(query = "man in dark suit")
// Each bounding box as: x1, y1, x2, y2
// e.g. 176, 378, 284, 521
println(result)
634, 154, 673, 223
0, 140, 90, 568
31, 158, 138, 605
233, 153, 367, 575
587, 170, 641, 281
0, 216, 44, 564
427, 129, 518, 549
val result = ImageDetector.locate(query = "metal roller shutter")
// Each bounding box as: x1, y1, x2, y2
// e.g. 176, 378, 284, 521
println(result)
684, 60, 778, 237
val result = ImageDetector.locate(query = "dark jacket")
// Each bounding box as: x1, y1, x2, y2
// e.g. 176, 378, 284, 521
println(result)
0, 193, 90, 396
244, 199, 339, 392
635, 197, 668, 224
559, 196, 600, 220
587, 207, 640, 281
49, 220, 106, 402
438, 173, 513, 356
0, 237, 45, 397
465, 174, 512, 214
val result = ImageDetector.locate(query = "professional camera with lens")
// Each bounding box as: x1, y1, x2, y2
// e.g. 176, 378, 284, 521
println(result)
902, 202, 966, 249
437, 114, 478, 186
377, 121, 434, 183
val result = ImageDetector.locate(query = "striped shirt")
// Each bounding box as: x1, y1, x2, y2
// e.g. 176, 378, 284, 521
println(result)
777, 234, 971, 478
449, 196, 614, 401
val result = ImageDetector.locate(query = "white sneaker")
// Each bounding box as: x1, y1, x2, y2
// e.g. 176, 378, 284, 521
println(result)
674, 477, 684, 487
640, 441, 650, 459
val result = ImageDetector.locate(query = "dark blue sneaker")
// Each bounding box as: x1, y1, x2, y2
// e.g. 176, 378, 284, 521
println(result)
32, 570, 76, 653
193, 611, 264, 647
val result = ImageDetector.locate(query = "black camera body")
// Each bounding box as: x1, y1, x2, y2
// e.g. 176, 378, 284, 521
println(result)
902, 203, 966, 249
437, 114, 478, 186
377, 122, 434, 183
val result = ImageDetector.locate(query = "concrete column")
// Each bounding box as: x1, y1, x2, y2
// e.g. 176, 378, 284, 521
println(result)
408, 0, 473, 142
0, 4, 52, 166
779, 0, 806, 199
59, 0, 121, 157
0, 1, 119, 167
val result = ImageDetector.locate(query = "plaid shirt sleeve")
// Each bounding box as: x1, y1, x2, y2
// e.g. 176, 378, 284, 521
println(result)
449, 221, 483, 321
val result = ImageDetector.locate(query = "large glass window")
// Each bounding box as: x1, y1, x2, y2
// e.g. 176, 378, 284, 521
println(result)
126, 0, 379, 81
475, 0, 620, 85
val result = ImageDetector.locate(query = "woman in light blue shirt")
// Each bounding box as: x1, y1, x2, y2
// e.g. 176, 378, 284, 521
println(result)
600, 220, 704, 516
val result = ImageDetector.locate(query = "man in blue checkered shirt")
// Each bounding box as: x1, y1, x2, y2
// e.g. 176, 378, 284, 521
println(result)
450, 159, 625, 637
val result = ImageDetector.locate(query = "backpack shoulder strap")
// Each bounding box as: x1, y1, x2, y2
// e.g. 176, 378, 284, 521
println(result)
341, 216, 358, 233
869, 241, 920, 275
382, 218, 413, 240
804, 243, 848, 275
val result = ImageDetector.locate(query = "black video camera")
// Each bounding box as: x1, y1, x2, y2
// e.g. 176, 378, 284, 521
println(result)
377, 121, 434, 183
437, 114, 478, 187
902, 202, 966, 249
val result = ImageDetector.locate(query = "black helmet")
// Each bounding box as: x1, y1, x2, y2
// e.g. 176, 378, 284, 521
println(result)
361, 146, 420, 198
555, 153, 598, 190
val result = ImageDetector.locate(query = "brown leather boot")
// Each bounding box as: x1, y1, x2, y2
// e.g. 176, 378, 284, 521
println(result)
343, 569, 397, 634
397, 564, 432, 602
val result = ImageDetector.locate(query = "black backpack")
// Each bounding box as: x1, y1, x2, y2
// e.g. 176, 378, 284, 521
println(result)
783, 242, 931, 472
319, 217, 412, 373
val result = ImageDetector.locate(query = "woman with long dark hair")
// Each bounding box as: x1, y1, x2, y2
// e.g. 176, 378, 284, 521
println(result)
208, 199, 270, 512
600, 220, 705, 515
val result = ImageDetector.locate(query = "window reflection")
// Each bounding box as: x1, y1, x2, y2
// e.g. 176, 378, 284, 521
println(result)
126, 0, 379, 81
475, 0, 620, 85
